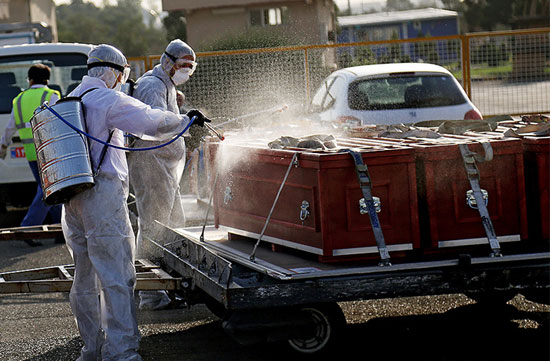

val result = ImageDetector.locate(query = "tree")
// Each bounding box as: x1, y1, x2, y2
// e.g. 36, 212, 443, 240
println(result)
56, 0, 166, 57
441, 0, 549, 32
384, 0, 415, 11
56, 0, 106, 44
163, 11, 187, 43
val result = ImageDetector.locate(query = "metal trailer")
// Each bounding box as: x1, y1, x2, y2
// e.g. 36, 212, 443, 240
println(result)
0, 222, 548, 355
151, 224, 550, 355
0, 225, 180, 294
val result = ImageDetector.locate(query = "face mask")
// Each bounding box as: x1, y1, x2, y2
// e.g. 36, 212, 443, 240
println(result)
172, 68, 191, 85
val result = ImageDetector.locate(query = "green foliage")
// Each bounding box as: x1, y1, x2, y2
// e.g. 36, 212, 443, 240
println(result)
472, 41, 510, 67
414, 32, 440, 64
441, 0, 548, 32
347, 47, 377, 66
163, 11, 187, 43
384, 0, 415, 11
197, 28, 300, 52
56, 0, 166, 57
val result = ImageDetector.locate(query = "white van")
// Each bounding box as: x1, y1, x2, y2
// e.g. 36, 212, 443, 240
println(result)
0, 43, 93, 210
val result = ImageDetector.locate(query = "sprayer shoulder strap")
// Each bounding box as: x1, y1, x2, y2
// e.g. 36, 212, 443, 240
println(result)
76, 87, 112, 177
79, 87, 98, 99
150, 75, 169, 104
94, 129, 114, 177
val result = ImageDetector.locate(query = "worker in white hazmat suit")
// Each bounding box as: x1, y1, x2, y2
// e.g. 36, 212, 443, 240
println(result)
127, 39, 201, 310
61, 44, 209, 361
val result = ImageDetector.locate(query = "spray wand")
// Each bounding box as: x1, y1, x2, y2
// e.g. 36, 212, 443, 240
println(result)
204, 122, 225, 141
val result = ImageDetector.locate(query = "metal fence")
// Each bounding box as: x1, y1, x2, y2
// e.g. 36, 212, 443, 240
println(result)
128, 27, 550, 119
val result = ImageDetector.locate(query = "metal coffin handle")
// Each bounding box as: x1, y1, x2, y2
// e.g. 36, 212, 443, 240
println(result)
359, 196, 381, 214
466, 189, 488, 209
299, 200, 310, 221
223, 186, 232, 205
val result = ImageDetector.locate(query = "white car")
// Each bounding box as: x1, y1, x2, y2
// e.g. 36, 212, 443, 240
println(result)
309, 62, 482, 126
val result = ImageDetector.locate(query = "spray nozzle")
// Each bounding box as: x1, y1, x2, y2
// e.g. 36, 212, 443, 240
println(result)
204, 122, 225, 141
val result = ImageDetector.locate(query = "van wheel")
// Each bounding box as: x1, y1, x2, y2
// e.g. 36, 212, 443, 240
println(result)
287, 303, 346, 356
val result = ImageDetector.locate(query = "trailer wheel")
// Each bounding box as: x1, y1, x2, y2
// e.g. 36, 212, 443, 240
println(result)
287, 303, 346, 355
205, 297, 231, 319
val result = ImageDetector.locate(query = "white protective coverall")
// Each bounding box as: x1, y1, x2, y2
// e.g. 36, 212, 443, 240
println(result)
128, 65, 186, 255
127, 40, 195, 310
62, 45, 192, 361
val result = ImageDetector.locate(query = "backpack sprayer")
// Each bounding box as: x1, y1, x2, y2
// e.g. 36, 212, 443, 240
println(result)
31, 97, 199, 205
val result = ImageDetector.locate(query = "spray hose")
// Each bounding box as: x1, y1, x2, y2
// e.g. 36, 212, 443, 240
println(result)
42, 102, 195, 152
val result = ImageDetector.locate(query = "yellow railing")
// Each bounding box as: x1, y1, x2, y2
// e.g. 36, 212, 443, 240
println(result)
128, 27, 550, 118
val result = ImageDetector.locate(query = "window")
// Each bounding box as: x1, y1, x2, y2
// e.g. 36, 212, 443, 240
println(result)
250, 9, 262, 26
311, 77, 334, 111
250, 7, 288, 27
326, 76, 346, 108
370, 26, 400, 41
0, 53, 88, 113
347, 74, 466, 111
311, 76, 346, 111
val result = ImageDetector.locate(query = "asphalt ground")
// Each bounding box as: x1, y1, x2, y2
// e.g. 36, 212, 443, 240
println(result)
0, 236, 549, 361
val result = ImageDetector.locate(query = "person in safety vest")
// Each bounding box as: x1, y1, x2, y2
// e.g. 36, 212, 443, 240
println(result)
127, 39, 207, 310
62, 44, 208, 361
0, 64, 62, 246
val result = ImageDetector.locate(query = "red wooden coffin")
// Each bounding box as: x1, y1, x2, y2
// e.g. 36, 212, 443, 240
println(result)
208, 138, 420, 262
407, 135, 528, 250
522, 136, 549, 241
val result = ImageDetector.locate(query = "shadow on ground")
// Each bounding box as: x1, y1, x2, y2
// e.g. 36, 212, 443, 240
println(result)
22, 302, 549, 361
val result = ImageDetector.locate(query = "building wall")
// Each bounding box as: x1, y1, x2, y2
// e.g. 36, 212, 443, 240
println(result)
405, 18, 458, 38
337, 17, 460, 64
0, 0, 57, 41
339, 17, 458, 43
0, 0, 30, 23
170, 0, 334, 49
30, 0, 57, 41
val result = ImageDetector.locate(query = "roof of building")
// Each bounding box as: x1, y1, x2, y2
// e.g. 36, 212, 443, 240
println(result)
162, 0, 305, 12
338, 8, 458, 27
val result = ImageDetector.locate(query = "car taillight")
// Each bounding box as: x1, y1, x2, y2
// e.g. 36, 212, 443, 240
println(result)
336, 116, 361, 127
464, 109, 483, 120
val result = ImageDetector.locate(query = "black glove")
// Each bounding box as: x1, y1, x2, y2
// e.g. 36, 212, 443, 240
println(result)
186, 109, 211, 127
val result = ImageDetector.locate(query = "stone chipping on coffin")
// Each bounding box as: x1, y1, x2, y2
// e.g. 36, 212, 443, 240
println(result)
268, 134, 337, 150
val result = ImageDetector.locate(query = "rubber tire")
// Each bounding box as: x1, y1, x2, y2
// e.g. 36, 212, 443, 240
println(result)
286, 303, 346, 356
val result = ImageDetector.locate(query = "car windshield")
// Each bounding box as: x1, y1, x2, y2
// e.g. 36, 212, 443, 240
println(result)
0, 52, 88, 114
348, 74, 467, 111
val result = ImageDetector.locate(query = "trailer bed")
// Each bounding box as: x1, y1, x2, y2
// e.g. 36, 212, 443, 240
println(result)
157, 225, 550, 310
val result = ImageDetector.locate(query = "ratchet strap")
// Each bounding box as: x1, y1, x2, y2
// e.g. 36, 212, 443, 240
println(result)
249, 153, 298, 262
343, 149, 391, 266
458, 141, 501, 257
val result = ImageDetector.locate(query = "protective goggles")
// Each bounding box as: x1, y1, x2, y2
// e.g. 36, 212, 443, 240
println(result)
164, 52, 197, 76
87, 61, 131, 83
